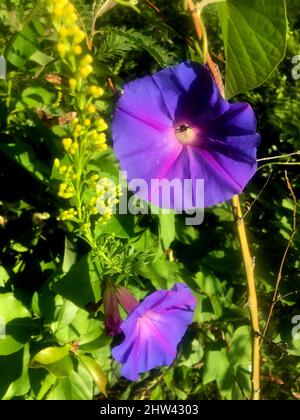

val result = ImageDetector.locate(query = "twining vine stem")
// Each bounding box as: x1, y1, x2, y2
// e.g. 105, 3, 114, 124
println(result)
186, 0, 261, 400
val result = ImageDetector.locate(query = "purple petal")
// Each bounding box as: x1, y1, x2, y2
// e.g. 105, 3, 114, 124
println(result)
112, 283, 196, 381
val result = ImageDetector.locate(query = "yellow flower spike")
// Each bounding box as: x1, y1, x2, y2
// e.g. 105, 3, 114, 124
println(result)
91, 174, 100, 181
62, 137, 73, 151
80, 65, 93, 78
54, 158, 60, 168
69, 78, 77, 90
84, 118, 91, 126
87, 104, 96, 114
74, 45, 82, 55
72, 117, 79, 125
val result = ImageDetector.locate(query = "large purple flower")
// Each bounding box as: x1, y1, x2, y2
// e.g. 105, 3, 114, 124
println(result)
112, 283, 196, 381
112, 62, 260, 210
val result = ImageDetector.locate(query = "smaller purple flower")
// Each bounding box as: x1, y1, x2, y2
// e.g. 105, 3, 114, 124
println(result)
103, 283, 139, 336
112, 283, 196, 381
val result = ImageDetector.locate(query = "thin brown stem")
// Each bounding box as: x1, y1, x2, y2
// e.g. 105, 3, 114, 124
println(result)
186, 0, 225, 96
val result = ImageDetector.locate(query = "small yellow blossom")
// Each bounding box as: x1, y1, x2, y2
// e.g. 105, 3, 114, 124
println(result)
69, 78, 77, 90
69, 142, 79, 155
96, 118, 108, 132
80, 65, 93, 78
87, 104, 96, 114
82, 54, 93, 65
59, 26, 68, 37
88, 86, 104, 98
74, 45, 82, 55
57, 43, 68, 56
62, 138, 73, 151
58, 207, 78, 221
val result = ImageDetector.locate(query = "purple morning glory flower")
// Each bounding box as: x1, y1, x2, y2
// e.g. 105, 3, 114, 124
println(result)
112, 62, 260, 210
112, 283, 196, 381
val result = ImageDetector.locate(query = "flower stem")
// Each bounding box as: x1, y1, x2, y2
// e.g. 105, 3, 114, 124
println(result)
232, 195, 260, 400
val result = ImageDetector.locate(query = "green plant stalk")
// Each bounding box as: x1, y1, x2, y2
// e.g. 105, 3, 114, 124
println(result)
232, 195, 261, 400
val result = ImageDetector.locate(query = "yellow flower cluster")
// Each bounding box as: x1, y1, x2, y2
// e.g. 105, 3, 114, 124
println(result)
62, 137, 79, 155
88, 85, 105, 98
58, 182, 75, 199
54, 159, 77, 180
58, 208, 78, 221
93, 178, 122, 222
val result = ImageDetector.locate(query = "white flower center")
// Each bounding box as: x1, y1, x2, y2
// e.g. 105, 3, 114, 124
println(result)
175, 124, 196, 145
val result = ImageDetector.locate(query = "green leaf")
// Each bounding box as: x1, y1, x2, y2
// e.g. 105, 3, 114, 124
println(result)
5, 21, 49, 68
2, 344, 30, 400
0, 293, 33, 356
29, 50, 53, 66
0, 266, 10, 287
203, 345, 233, 400
0, 347, 30, 399
159, 212, 176, 251
53, 254, 101, 309
138, 257, 182, 290
30, 345, 71, 366
228, 326, 252, 367
78, 354, 107, 397
19, 86, 56, 109
6, 25, 38, 68
62, 237, 77, 273
30, 346, 73, 378
217, 0, 287, 98
95, 214, 135, 239
0, 141, 51, 183
46, 365, 94, 400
